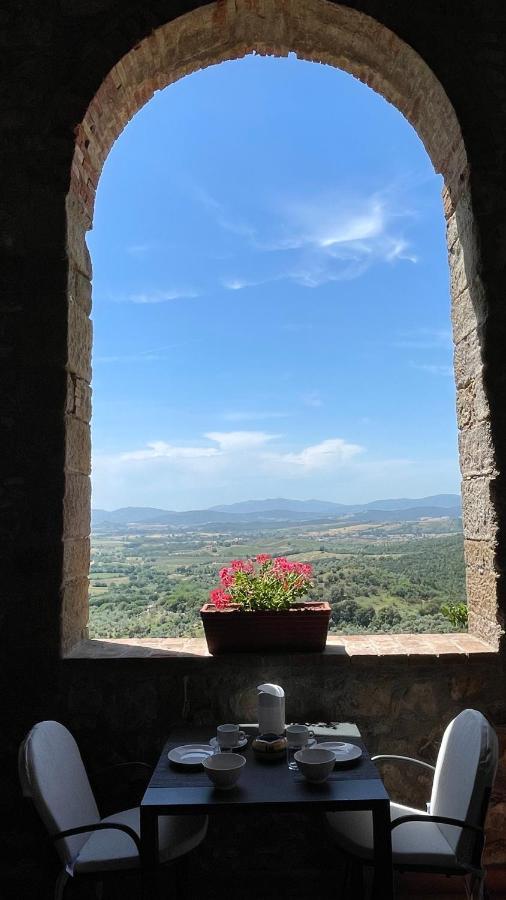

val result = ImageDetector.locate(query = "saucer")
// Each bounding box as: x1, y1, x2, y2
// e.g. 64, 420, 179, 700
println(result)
210, 735, 248, 751
168, 744, 215, 766
317, 741, 362, 764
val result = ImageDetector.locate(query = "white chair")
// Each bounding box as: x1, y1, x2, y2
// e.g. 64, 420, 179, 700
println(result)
326, 709, 498, 899
19, 720, 208, 898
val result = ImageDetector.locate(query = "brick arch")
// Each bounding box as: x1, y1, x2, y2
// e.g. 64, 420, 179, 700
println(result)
63, 0, 500, 652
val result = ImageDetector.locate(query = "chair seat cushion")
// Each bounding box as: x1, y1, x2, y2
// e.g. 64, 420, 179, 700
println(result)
326, 802, 456, 868
73, 807, 208, 874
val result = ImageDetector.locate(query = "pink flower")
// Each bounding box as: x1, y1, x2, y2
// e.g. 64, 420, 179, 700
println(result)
210, 588, 232, 609
219, 566, 235, 588
230, 558, 254, 574
256, 553, 271, 565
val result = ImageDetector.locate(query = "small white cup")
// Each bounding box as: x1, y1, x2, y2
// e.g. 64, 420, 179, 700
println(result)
286, 724, 314, 748
203, 753, 246, 790
294, 748, 335, 784
217, 724, 246, 750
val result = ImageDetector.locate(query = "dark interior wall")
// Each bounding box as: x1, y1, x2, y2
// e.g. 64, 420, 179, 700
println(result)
2, 1, 506, 895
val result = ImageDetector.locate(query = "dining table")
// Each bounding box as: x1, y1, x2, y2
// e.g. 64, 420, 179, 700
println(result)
140, 722, 394, 898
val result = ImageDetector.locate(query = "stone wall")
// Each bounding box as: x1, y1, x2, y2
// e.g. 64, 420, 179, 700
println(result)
2, 1, 506, 896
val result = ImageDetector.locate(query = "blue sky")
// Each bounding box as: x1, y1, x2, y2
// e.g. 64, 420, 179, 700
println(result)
89, 54, 459, 511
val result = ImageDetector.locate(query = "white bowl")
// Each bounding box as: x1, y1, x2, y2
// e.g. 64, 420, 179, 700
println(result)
202, 752, 246, 790
294, 747, 336, 783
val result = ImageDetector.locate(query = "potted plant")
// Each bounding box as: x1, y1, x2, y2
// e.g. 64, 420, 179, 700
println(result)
201, 555, 331, 654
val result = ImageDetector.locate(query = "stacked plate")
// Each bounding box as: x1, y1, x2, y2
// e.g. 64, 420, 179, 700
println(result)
168, 744, 215, 766
316, 741, 362, 764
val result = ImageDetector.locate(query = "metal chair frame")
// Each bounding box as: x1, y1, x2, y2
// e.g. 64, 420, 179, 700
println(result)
335, 754, 491, 900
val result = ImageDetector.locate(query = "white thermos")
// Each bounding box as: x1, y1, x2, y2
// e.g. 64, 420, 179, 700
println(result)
257, 683, 285, 736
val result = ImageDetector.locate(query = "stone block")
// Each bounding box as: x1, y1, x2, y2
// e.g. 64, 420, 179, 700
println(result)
66, 374, 92, 423
65, 414, 91, 474
468, 607, 502, 647
68, 265, 92, 315
462, 475, 497, 541
60, 577, 89, 655
458, 421, 496, 476
451, 279, 487, 345
466, 566, 499, 620
456, 376, 490, 428
66, 194, 92, 278
449, 234, 468, 300
454, 328, 483, 389
67, 300, 92, 381
63, 473, 91, 539
63, 538, 90, 581
464, 538, 497, 573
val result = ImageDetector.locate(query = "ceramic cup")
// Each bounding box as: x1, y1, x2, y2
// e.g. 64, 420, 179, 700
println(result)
217, 724, 246, 749
294, 748, 336, 784
286, 724, 315, 770
286, 724, 314, 748
202, 753, 246, 790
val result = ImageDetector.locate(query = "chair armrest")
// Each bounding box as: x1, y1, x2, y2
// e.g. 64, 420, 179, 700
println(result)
372, 755, 435, 772
52, 822, 142, 856
390, 814, 483, 836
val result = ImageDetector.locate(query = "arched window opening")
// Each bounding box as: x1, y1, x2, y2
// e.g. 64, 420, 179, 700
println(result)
87, 55, 463, 641
63, 1, 499, 654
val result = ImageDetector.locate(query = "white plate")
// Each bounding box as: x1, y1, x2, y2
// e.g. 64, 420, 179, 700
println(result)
209, 735, 249, 751
168, 744, 215, 766
317, 741, 362, 765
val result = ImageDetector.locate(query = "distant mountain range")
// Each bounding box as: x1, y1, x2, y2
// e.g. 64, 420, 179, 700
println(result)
92, 494, 461, 529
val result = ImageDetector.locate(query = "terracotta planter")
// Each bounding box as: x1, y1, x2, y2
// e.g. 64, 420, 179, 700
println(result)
200, 602, 331, 655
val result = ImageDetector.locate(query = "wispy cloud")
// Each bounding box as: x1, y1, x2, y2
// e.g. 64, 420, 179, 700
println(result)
94, 344, 186, 364
204, 431, 278, 451
411, 362, 454, 377
222, 190, 417, 291
394, 328, 452, 350
192, 185, 256, 240
126, 243, 155, 257
264, 438, 364, 471
120, 441, 220, 462
301, 391, 323, 409
128, 288, 198, 304
222, 410, 291, 422
95, 432, 365, 489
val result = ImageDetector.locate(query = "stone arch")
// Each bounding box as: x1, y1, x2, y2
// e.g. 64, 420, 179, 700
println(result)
63, 0, 500, 652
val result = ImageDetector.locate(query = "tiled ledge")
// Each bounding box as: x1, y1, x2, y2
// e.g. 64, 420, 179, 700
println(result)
65, 632, 497, 660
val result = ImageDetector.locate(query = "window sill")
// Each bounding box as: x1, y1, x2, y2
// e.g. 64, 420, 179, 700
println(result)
64, 632, 497, 661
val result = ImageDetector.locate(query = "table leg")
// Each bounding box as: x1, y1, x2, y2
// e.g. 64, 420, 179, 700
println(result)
140, 806, 159, 900
372, 800, 394, 900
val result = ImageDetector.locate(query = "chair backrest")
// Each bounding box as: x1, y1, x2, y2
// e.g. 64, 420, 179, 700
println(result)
430, 709, 498, 865
19, 721, 100, 869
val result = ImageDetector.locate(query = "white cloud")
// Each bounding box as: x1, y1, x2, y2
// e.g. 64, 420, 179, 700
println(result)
252, 190, 417, 288
120, 441, 220, 462
222, 410, 291, 422
191, 185, 256, 240
94, 344, 181, 364
94, 431, 363, 482
221, 277, 258, 291
412, 363, 454, 377
126, 243, 154, 256
204, 431, 278, 451
394, 328, 452, 350
301, 391, 323, 408
128, 288, 198, 304
264, 438, 364, 471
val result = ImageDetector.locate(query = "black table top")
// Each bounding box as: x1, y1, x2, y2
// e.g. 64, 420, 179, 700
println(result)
141, 724, 389, 814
